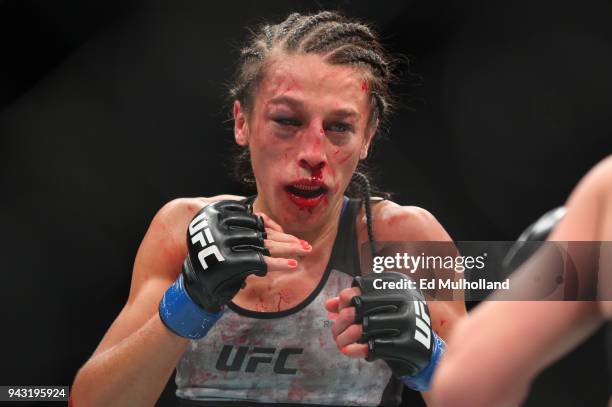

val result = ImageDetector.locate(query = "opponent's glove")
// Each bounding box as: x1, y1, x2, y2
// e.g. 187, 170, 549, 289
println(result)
159, 200, 269, 339
351, 271, 445, 391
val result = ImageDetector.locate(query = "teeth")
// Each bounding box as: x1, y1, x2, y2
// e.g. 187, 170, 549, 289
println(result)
293, 184, 320, 190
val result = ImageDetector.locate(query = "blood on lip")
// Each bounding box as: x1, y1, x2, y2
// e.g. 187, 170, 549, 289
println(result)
288, 176, 325, 188
286, 190, 326, 210
285, 173, 327, 210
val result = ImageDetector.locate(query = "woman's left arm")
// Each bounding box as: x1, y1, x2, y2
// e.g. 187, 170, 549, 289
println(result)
374, 203, 467, 337
326, 202, 467, 405
372, 203, 467, 405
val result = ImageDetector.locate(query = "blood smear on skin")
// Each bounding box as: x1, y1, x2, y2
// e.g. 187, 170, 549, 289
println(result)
338, 153, 352, 164
312, 167, 323, 181
288, 386, 309, 400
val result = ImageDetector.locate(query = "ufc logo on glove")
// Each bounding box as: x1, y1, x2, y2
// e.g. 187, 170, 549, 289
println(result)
189, 210, 225, 269
413, 300, 432, 350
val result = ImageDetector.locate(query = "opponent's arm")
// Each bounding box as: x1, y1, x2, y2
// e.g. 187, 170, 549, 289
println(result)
550, 155, 612, 316
431, 300, 601, 407
432, 156, 612, 407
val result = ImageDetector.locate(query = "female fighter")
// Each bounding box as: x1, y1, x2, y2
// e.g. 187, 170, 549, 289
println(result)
431, 155, 612, 407
71, 11, 466, 406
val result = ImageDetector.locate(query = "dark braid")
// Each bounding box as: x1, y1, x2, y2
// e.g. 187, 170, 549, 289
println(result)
351, 171, 377, 256
262, 25, 274, 48
370, 93, 387, 122
240, 47, 263, 62
327, 45, 389, 80
284, 11, 344, 50
275, 12, 302, 38
302, 23, 375, 53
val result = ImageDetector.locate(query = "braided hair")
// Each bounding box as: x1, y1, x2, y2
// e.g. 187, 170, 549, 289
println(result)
229, 11, 397, 246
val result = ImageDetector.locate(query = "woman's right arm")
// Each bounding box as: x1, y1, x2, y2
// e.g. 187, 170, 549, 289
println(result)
70, 196, 240, 407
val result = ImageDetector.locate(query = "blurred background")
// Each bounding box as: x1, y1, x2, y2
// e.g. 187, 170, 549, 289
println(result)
0, 0, 610, 405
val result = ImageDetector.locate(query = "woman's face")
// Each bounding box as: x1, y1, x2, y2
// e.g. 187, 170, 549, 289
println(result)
234, 53, 375, 229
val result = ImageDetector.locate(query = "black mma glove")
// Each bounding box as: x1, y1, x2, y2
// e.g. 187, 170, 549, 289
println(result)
351, 271, 445, 391
159, 200, 269, 339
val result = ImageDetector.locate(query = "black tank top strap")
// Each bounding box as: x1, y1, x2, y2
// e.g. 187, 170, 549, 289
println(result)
328, 197, 363, 277
607, 321, 612, 396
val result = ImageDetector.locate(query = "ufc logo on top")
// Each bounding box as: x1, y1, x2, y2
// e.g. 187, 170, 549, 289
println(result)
189, 211, 225, 269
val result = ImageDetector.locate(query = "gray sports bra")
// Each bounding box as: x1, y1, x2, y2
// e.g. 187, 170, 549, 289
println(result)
175, 197, 403, 406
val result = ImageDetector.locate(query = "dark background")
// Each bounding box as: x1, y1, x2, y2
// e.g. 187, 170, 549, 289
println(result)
0, 0, 610, 406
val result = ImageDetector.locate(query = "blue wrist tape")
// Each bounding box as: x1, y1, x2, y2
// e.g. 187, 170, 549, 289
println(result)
159, 274, 223, 339
401, 332, 445, 391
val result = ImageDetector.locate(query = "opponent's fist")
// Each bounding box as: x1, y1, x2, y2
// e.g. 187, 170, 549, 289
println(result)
182, 200, 269, 312
351, 272, 445, 391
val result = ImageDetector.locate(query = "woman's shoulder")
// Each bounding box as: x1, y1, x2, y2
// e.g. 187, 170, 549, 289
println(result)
147, 195, 245, 246
358, 198, 452, 242
134, 195, 247, 279
156, 195, 245, 221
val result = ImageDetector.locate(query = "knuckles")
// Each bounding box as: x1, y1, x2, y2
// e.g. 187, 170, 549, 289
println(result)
334, 324, 363, 349
338, 306, 356, 323
338, 288, 360, 308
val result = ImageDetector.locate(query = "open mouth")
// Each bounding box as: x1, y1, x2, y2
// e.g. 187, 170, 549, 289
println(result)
284, 181, 329, 209
285, 183, 328, 199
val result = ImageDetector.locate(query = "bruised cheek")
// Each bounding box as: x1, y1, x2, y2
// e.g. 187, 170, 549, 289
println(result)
251, 127, 287, 180
337, 151, 353, 164
327, 146, 359, 195
330, 140, 359, 167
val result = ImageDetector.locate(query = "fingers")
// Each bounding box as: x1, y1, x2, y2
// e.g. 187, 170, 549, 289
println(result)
331, 306, 357, 338
264, 256, 299, 273
265, 229, 299, 243
340, 343, 368, 358
265, 236, 312, 258
255, 214, 312, 257
336, 324, 363, 348
325, 297, 340, 313
255, 212, 283, 233
338, 287, 362, 312
327, 296, 368, 359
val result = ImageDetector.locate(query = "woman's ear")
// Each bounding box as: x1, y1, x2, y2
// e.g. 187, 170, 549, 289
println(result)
360, 121, 377, 159
234, 100, 249, 146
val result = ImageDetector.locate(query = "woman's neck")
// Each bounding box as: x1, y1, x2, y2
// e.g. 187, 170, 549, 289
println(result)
252, 195, 344, 251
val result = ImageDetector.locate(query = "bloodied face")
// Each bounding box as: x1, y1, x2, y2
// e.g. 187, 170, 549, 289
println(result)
234, 53, 376, 231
